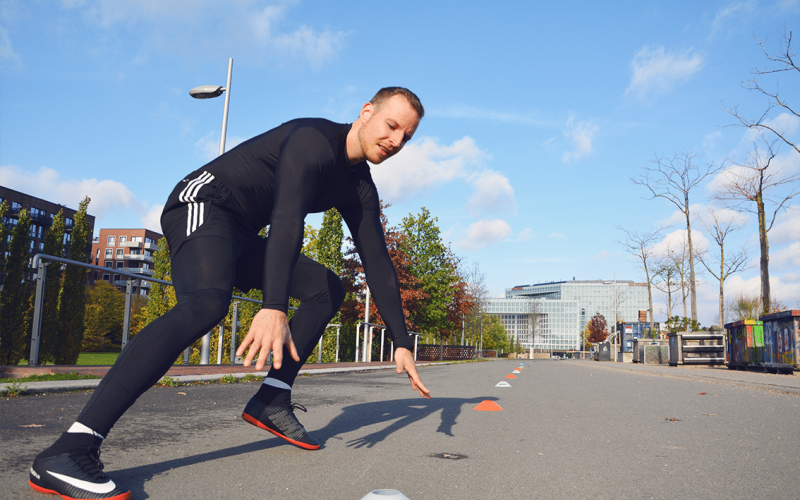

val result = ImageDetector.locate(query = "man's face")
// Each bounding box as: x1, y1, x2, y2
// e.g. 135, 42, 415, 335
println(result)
357, 95, 420, 164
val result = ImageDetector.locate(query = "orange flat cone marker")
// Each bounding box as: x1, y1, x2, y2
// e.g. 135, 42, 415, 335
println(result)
505, 374, 517, 379
474, 400, 503, 411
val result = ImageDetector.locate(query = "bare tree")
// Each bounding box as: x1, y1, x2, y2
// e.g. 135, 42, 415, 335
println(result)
666, 237, 692, 320
713, 140, 799, 314
697, 208, 751, 328
527, 299, 542, 354
652, 258, 680, 320
617, 225, 666, 338
723, 26, 799, 155
632, 151, 723, 322
462, 261, 488, 347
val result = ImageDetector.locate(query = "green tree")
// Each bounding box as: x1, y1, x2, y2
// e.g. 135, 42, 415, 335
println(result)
0, 209, 33, 365
401, 207, 457, 342
143, 237, 176, 328
666, 316, 701, 333
56, 197, 91, 364
480, 314, 509, 352
38, 210, 66, 364
82, 281, 125, 352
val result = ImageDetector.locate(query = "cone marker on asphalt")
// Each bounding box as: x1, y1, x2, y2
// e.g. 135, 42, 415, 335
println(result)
512, 370, 521, 374
506, 374, 517, 379
495, 381, 512, 387
474, 400, 503, 411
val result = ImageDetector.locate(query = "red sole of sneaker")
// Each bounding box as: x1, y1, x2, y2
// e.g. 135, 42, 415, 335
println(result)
30, 480, 132, 500
241, 412, 320, 450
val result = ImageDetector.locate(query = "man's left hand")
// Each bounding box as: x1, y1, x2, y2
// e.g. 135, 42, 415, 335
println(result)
395, 347, 431, 399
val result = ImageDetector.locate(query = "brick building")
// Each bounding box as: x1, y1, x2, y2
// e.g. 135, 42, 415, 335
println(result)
0, 186, 96, 262
90, 228, 163, 296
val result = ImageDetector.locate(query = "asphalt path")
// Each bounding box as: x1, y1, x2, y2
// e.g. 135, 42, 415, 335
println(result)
2, 359, 799, 499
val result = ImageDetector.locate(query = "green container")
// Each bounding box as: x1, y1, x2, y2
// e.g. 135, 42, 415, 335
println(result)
724, 319, 764, 368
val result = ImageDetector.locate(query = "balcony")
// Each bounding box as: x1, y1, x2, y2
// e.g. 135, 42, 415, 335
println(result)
121, 267, 154, 276
123, 254, 153, 263
120, 241, 143, 249
143, 242, 159, 251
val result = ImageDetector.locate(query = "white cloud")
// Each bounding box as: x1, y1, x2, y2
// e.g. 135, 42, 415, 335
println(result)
455, 219, 512, 251
562, 115, 599, 163
547, 232, 566, 239
770, 206, 800, 245
467, 170, 516, 216
772, 241, 800, 273
651, 228, 710, 259
430, 105, 551, 127
516, 228, 535, 241
370, 136, 491, 203
741, 112, 800, 146
703, 131, 722, 151
625, 45, 703, 101
0, 165, 161, 232
64, 0, 347, 69
709, 1, 757, 40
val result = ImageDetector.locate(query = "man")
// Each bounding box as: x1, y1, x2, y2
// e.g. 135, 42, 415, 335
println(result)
30, 87, 431, 500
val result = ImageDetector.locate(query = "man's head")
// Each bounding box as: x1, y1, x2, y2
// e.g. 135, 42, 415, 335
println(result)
348, 87, 423, 165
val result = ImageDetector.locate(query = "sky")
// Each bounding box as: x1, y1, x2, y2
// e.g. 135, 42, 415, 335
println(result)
1, 0, 798, 328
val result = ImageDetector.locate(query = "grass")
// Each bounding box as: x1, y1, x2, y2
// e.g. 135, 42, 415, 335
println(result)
0, 371, 101, 384
76, 352, 119, 365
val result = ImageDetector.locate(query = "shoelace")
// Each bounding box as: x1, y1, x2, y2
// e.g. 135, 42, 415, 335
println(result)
72, 446, 106, 481
286, 403, 307, 413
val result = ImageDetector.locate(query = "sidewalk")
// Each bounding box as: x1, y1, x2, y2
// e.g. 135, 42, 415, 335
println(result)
0, 359, 459, 394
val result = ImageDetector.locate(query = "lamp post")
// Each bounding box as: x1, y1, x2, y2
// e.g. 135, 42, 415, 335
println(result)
189, 58, 233, 365
190, 58, 233, 157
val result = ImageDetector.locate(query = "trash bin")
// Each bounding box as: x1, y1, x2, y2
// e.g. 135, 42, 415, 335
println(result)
760, 310, 800, 373
724, 319, 764, 370
597, 342, 611, 361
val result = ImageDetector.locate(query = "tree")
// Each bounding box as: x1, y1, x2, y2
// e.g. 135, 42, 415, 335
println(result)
56, 197, 91, 364
617, 225, 665, 338
480, 314, 509, 352
143, 237, 176, 328
587, 313, 608, 344
461, 261, 488, 347
714, 140, 798, 315
697, 208, 750, 328
720, 27, 800, 315
632, 151, 723, 321
527, 300, 542, 352
400, 207, 457, 342
82, 281, 125, 352
666, 316, 701, 334
0, 200, 9, 277
0, 209, 33, 365
723, 26, 799, 155
38, 210, 66, 364
652, 259, 680, 320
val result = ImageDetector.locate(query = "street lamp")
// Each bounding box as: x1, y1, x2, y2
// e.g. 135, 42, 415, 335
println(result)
189, 58, 233, 365
190, 58, 233, 157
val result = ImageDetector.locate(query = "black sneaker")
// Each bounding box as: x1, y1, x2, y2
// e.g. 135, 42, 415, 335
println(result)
29, 446, 131, 500
242, 397, 320, 450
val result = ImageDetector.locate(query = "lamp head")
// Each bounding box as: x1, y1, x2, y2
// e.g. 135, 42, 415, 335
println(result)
189, 85, 225, 99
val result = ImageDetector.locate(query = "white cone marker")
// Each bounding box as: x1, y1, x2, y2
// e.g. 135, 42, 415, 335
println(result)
361, 490, 410, 500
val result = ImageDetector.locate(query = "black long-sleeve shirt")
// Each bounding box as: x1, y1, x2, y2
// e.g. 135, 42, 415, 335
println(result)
176, 118, 413, 349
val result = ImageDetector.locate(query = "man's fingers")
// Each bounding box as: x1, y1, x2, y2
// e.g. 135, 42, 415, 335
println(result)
287, 338, 300, 363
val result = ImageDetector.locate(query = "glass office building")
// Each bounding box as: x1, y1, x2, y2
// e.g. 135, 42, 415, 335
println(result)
485, 280, 649, 352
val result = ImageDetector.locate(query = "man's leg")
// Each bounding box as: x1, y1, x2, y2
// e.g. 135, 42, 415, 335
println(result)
30, 236, 237, 500
235, 240, 345, 449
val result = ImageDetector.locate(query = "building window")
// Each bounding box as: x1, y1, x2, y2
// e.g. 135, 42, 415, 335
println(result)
116, 249, 124, 258
63, 233, 71, 245
105, 248, 113, 258
107, 235, 116, 246
132, 236, 143, 243
105, 261, 113, 268
103, 274, 110, 282
116, 261, 124, 269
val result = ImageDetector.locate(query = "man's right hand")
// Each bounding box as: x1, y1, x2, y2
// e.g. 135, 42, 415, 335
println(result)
236, 309, 300, 371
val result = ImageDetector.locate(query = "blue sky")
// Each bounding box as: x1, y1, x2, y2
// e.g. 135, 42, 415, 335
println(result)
1, 0, 798, 327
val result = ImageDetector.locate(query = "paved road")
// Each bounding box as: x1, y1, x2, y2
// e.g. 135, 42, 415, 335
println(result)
2, 359, 799, 499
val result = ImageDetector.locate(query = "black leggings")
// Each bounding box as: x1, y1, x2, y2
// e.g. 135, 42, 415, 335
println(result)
78, 235, 345, 437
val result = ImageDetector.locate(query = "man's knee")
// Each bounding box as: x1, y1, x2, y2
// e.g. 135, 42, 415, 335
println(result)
177, 288, 232, 327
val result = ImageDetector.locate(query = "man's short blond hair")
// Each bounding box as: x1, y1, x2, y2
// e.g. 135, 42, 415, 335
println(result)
370, 87, 424, 119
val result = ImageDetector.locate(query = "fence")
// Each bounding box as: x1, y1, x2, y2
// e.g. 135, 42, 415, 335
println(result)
27, 253, 342, 366
416, 344, 475, 361
354, 321, 420, 362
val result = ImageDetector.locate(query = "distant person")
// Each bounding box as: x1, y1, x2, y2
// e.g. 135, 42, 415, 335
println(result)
30, 87, 431, 500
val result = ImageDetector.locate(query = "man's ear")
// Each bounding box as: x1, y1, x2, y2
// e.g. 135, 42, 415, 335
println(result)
359, 102, 374, 123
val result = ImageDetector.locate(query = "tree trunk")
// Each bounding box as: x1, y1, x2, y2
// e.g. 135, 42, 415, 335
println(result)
645, 264, 654, 336
685, 207, 698, 321
719, 248, 725, 329
757, 193, 770, 315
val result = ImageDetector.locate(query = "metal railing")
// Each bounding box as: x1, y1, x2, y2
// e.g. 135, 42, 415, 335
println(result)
27, 253, 338, 367
355, 321, 419, 363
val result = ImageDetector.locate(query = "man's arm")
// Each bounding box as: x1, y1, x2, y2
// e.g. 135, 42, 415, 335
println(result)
342, 201, 430, 398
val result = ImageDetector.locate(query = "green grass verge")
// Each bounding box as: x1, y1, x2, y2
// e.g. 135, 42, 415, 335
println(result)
76, 352, 119, 365
0, 371, 102, 384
